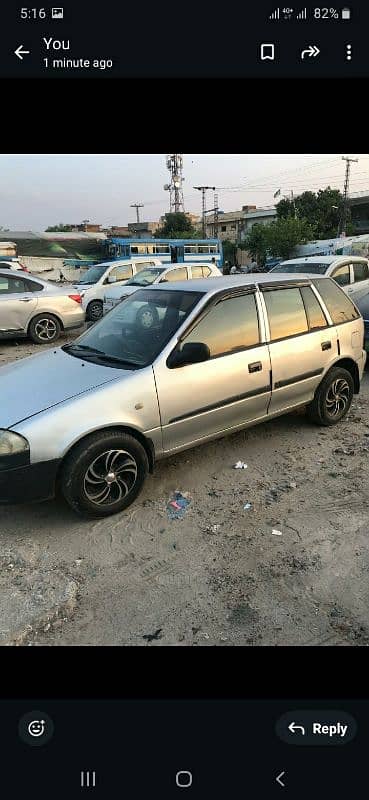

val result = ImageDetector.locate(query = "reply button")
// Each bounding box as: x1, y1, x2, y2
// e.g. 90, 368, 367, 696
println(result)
276, 711, 357, 746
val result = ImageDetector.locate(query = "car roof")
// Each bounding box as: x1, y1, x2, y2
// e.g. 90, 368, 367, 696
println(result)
278, 255, 367, 264
149, 273, 329, 295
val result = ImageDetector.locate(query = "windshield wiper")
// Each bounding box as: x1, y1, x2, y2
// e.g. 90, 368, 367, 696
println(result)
94, 354, 140, 367
63, 344, 106, 355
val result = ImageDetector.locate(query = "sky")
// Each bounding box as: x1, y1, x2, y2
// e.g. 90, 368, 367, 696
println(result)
1, 153, 369, 231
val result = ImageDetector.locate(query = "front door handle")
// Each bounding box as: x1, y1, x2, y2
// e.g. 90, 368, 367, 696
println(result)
19, 298, 33, 302
321, 341, 332, 351
249, 361, 263, 373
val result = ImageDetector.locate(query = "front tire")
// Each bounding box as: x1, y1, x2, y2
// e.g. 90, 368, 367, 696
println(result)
87, 300, 103, 322
60, 431, 149, 518
307, 367, 354, 426
29, 313, 61, 344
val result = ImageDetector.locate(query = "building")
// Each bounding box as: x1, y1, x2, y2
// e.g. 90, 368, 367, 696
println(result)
349, 192, 369, 234
205, 205, 277, 242
127, 222, 160, 239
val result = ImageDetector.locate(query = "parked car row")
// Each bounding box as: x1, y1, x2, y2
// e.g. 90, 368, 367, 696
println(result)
0, 273, 366, 518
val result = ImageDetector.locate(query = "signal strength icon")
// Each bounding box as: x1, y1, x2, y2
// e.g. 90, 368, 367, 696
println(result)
296, 7, 307, 18
269, 8, 280, 19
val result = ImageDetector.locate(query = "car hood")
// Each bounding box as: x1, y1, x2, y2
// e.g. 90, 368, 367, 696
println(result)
1, 348, 126, 428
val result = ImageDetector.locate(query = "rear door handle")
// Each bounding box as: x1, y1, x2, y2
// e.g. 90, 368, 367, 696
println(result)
249, 361, 263, 373
19, 298, 33, 302
321, 341, 332, 351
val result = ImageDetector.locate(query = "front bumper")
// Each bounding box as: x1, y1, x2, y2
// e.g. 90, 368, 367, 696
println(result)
0, 459, 61, 505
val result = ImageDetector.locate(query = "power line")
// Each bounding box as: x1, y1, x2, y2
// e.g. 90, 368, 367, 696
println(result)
130, 203, 144, 223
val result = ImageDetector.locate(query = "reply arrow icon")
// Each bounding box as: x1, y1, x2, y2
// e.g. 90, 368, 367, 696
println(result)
14, 45, 30, 60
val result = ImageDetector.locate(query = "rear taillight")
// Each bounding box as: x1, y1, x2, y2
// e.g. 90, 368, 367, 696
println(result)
68, 294, 82, 304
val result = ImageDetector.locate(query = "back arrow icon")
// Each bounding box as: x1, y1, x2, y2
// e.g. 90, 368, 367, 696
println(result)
301, 45, 320, 59
276, 772, 286, 787
14, 45, 30, 60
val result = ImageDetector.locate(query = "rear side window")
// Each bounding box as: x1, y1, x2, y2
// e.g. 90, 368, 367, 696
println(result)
314, 279, 360, 324
353, 262, 369, 282
26, 279, 43, 292
263, 288, 308, 341
110, 265, 133, 281
191, 266, 212, 279
165, 268, 188, 282
300, 286, 328, 331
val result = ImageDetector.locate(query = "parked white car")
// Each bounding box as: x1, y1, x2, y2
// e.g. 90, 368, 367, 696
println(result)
71, 258, 162, 322
103, 262, 222, 316
271, 256, 369, 302
0, 258, 29, 272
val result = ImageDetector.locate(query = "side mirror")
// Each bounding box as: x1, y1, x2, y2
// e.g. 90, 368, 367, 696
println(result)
108, 275, 117, 284
168, 342, 211, 369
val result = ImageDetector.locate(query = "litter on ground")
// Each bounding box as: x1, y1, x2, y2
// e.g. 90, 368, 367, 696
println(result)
167, 492, 192, 520
272, 529, 283, 537
234, 461, 248, 470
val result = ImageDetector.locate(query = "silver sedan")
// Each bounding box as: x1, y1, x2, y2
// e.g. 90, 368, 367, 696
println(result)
0, 269, 85, 344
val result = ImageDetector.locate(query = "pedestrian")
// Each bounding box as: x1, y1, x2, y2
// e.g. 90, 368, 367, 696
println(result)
230, 264, 238, 275
223, 260, 231, 275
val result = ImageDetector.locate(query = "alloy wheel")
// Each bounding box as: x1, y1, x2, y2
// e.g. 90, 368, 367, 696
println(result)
84, 449, 138, 506
34, 317, 58, 341
325, 378, 350, 418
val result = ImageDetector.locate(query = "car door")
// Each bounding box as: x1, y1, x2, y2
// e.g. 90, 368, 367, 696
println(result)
347, 260, 369, 302
0, 274, 38, 332
153, 290, 272, 452
262, 284, 334, 415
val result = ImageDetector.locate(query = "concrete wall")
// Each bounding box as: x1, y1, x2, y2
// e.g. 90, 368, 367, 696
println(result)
21, 257, 81, 282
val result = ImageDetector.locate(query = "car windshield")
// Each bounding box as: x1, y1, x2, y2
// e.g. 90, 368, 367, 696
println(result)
75, 265, 108, 285
125, 268, 166, 287
272, 262, 329, 275
63, 289, 203, 369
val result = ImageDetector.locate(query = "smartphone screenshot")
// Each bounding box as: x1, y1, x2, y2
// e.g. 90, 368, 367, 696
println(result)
1, 153, 368, 795
1, 3, 367, 77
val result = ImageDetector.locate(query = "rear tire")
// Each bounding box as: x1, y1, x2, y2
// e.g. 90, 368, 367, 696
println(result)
306, 367, 354, 426
29, 313, 61, 344
87, 300, 103, 322
60, 430, 149, 518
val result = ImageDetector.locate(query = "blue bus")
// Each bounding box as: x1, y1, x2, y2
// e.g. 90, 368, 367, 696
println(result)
103, 238, 223, 268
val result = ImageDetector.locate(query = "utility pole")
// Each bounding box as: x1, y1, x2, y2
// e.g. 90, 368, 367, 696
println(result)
130, 203, 144, 224
164, 155, 185, 213
194, 186, 216, 238
213, 192, 219, 239
338, 156, 359, 237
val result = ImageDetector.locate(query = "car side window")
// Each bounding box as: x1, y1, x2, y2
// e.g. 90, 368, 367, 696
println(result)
191, 267, 205, 279
203, 267, 211, 277
353, 262, 369, 282
0, 276, 29, 295
26, 279, 43, 293
300, 286, 328, 331
165, 268, 188, 282
332, 264, 350, 287
263, 288, 308, 341
182, 294, 260, 358
313, 279, 360, 324
110, 265, 133, 282
136, 262, 154, 272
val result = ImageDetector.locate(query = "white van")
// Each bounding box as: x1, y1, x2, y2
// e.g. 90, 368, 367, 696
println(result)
71, 258, 162, 321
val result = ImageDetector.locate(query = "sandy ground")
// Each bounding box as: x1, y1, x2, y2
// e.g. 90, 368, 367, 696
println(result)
1, 334, 369, 647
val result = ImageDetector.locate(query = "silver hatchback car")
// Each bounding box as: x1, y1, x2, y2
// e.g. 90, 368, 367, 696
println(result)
0, 274, 365, 517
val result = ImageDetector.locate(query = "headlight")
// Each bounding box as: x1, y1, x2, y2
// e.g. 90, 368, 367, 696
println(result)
0, 430, 30, 470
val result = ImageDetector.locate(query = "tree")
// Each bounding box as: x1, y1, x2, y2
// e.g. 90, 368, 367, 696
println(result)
240, 224, 269, 266
154, 213, 200, 239
267, 217, 313, 260
46, 224, 75, 232
276, 187, 355, 239
222, 239, 238, 266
